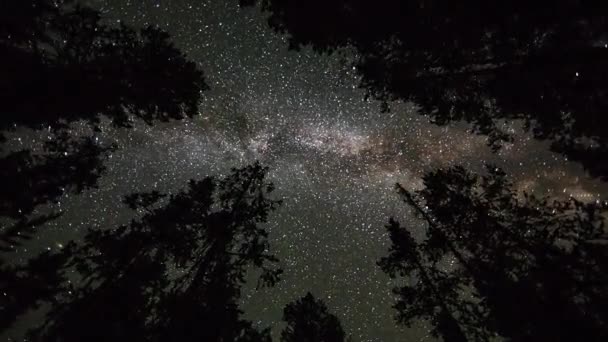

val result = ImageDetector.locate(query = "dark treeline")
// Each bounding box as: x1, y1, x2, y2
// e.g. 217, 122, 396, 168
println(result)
0, 0, 206, 333
2, 163, 347, 341
242, 0, 608, 180
380, 166, 608, 341
0, 0, 206, 129
4, 163, 606, 341
0, 0, 207, 247
26, 163, 281, 341
3, 0, 608, 341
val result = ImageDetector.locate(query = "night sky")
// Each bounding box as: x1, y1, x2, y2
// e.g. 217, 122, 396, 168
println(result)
6, 0, 608, 341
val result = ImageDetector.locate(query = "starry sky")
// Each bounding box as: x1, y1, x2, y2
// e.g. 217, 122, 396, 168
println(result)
6, 0, 608, 341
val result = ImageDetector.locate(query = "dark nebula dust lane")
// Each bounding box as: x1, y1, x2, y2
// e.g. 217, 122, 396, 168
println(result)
5, 1, 607, 341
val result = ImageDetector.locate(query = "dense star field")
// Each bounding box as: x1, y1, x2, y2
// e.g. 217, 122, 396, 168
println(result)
4, 1, 608, 341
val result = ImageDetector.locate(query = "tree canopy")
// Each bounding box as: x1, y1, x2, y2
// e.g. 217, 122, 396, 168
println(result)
3, 163, 283, 341
0, 135, 114, 251
1, 0, 207, 130
379, 165, 608, 341
1, 1, 211, 331
242, 0, 608, 180
0, 0, 208, 246
2, 163, 354, 341
281, 292, 346, 342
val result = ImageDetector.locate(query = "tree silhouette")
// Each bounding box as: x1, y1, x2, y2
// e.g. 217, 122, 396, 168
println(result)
0, 134, 114, 250
280, 292, 346, 342
0, 0, 208, 245
0, 250, 70, 331
241, 0, 608, 180
379, 166, 608, 341
0, 133, 113, 327
1, 0, 207, 130
11, 163, 283, 341
1, 163, 358, 341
